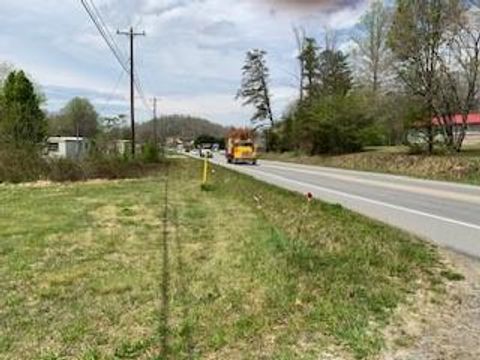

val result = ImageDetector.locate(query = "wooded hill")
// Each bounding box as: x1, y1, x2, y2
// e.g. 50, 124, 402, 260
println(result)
137, 115, 228, 142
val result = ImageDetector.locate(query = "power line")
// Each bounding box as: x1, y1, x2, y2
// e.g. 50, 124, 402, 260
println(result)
100, 69, 127, 115
80, 0, 129, 74
88, 0, 127, 62
80, 0, 150, 158
86, 0, 151, 114
80, 0, 151, 108
92, 0, 151, 117
88, 0, 150, 115
134, 69, 151, 113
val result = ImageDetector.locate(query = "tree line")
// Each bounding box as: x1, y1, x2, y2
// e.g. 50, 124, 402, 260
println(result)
0, 63, 102, 150
0, 63, 226, 156
136, 115, 228, 144
237, 0, 480, 154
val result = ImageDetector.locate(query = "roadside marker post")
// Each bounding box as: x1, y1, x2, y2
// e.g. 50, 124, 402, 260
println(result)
203, 156, 209, 185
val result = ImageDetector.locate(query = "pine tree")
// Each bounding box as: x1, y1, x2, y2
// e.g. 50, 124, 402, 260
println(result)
318, 49, 353, 97
0, 70, 46, 146
237, 49, 274, 129
300, 37, 321, 98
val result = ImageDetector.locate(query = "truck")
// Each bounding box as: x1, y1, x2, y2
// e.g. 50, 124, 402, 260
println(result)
226, 128, 257, 165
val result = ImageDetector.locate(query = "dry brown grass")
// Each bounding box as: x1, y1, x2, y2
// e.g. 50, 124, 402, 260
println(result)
263, 149, 480, 184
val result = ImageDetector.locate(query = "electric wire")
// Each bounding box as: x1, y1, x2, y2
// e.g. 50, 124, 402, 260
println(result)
80, 0, 129, 74
80, 0, 153, 118
100, 69, 127, 115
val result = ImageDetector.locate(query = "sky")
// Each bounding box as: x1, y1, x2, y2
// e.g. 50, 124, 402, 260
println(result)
0, 0, 370, 126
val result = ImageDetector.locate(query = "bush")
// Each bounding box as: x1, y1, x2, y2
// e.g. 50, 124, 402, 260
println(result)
0, 146, 45, 183
46, 158, 85, 182
359, 124, 386, 146
0, 147, 166, 184
295, 94, 374, 155
141, 142, 160, 163
84, 157, 146, 180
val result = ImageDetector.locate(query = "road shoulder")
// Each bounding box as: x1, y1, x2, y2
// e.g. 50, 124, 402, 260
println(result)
381, 249, 480, 360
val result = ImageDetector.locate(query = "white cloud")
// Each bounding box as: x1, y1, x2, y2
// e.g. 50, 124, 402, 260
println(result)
0, 0, 371, 125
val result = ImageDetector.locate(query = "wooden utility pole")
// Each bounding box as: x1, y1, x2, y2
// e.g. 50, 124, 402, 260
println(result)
152, 97, 158, 147
117, 27, 145, 157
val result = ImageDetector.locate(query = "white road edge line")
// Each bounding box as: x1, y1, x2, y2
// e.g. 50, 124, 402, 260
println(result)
261, 163, 480, 205
265, 160, 480, 191
232, 165, 480, 232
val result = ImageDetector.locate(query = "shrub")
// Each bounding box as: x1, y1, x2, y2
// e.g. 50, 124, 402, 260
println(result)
0, 147, 166, 184
141, 142, 160, 163
46, 158, 84, 182
295, 94, 374, 155
84, 157, 145, 180
0, 146, 45, 183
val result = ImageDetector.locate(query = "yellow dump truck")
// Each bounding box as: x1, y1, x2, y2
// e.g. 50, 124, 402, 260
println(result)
226, 128, 257, 165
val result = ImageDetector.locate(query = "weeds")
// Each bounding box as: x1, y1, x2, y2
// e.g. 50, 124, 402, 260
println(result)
0, 147, 167, 183
0, 159, 447, 359
440, 269, 465, 281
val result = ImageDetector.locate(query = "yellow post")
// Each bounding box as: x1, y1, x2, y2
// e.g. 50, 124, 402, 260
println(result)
202, 156, 209, 185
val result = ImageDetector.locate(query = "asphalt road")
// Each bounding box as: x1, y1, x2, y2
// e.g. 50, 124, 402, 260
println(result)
205, 154, 480, 258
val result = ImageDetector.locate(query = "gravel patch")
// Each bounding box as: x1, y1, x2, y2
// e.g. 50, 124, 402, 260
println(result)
381, 250, 480, 360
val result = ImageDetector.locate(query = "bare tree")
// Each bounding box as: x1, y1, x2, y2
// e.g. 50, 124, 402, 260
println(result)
434, 2, 480, 151
323, 26, 337, 52
293, 27, 306, 102
389, 0, 459, 153
352, 1, 393, 93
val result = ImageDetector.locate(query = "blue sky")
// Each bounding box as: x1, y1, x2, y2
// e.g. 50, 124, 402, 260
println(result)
0, 0, 369, 126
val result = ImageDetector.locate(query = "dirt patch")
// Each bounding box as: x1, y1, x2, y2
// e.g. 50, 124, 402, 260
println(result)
93, 205, 120, 229
0, 180, 55, 188
0, 178, 129, 189
380, 250, 480, 360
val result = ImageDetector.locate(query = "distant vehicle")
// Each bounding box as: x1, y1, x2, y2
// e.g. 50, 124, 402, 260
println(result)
226, 128, 257, 165
199, 148, 213, 158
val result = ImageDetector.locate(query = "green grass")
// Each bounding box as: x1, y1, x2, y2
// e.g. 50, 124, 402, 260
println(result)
262, 147, 480, 185
440, 269, 466, 281
0, 159, 448, 359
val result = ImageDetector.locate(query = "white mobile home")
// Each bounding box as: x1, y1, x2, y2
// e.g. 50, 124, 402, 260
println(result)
46, 137, 90, 159
113, 140, 132, 156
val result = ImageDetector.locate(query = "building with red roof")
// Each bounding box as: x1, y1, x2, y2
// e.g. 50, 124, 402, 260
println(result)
431, 113, 480, 145
432, 113, 480, 130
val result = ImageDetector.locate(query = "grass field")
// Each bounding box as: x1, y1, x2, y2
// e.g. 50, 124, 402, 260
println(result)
262, 146, 480, 185
0, 159, 452, 359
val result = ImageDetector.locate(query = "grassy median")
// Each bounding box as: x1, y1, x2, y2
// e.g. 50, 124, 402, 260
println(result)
0, 159, 448, 359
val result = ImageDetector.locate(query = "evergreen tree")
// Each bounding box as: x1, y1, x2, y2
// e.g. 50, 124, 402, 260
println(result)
300, 37, 321, 97
0, 70, 46, 146
237, 49, 274, 129
318, 49, 353, 97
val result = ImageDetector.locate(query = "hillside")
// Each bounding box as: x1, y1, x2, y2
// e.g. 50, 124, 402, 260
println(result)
137, 115, 228, 142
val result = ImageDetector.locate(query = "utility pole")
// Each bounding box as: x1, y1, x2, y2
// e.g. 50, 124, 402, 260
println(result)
117, 27, 145, 157
152, 97, 158, 148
